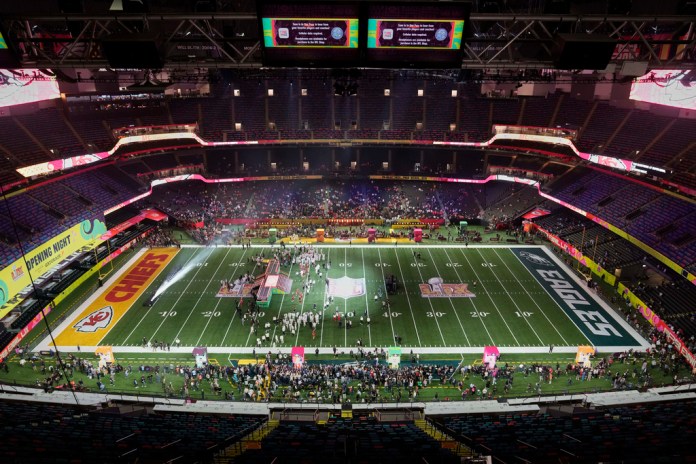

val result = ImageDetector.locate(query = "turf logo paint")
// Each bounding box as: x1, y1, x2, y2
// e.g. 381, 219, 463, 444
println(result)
327, 276, 366, 299
419, 277, 475, 298
519, 251, 553, 266
536, 269, 622, 338
105, 251, 171, 303
511, 247, 635, 345
53, 248, 178, 347
73, 306, 113, 333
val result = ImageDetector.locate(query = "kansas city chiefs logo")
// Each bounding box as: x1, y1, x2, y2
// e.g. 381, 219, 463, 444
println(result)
519, 251, 553, 266
73, 306, 113, 333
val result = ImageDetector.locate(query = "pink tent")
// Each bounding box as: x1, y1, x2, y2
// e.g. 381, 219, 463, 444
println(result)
482, 346, 500, 370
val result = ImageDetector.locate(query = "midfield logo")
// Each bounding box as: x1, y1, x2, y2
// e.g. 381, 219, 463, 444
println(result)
327, 277, 365, 299
519, 251, 553, 267
73, 306, 113, 333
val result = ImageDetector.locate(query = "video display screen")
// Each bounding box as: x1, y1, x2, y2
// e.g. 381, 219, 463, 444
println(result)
259, 1, 360, 66
262, 18, 358, 48
365, 2, 468, 66
0, 70, 60, 108
367, 19, 464, 50
630, 70, 696, 111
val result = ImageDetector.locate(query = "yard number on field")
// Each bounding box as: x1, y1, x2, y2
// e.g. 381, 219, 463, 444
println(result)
470, 311, 489, 317
515, 311, 534, 317
383, 311, 402, 318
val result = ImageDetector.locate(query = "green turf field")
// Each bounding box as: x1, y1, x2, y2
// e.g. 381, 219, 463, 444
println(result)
41, 244, 648, 352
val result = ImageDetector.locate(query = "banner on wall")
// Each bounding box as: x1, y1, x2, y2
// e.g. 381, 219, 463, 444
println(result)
0, 218, 107, 307
100, 209, 167, 240
535, 225, 616, 286
0, 303, 52, 361
617, 282, 696, 370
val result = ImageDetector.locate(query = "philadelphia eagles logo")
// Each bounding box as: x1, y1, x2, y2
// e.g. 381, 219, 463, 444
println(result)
519, 251, 553, 266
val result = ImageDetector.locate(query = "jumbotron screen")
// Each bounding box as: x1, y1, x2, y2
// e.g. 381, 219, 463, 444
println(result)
367, 19, 464, 49
0, 70, 60, 108
262, 18, 358, 48
630, 70, 696, 111
365, 2, 468, 66
259, 1, 360, 66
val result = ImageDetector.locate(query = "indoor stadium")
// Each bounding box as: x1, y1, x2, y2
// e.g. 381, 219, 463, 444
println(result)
0, 0, 695, 463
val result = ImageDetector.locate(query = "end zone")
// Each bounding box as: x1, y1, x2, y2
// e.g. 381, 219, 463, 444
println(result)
39, 248, 178, 350
513, 246, 650, 353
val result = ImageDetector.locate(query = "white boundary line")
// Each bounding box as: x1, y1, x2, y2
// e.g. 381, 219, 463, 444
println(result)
36, 248, 150, 351
41, 244, 649, 354
473, 248, 545, 345
490, 248, 570, 345
405, 249, 448, 346
376, 248, 398, 345
181, 243, 543, 249
426, 248, 472, 346
541, 246, 650, 352
40, 345, 643, 355
438, 248, 484, 345
457, 248, 521, 345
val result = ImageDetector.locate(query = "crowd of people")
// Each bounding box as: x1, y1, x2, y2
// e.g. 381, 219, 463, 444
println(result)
146, 180, 537, 245
6, 328, 692, 403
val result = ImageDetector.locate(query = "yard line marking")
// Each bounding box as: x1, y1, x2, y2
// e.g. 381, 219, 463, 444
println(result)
474, 248, 544, 345
492, 248, 569, 345
407, 248, 449, 346
194, 246, 242, 346
509, 247, 594, 346
120, 248, 200, 345
457, 248, 520, 345
265, 247, 298, 349
344, 247, 348, 347
165, 247, 229, 343
434, 248, 480, 345
292, 249, 314, 348
227, 250, 268, 347
397, 248, 441, 346
360, 248, 373, 347
385, 248, 420, 346
220, 249, 264, 346
319, 248, 331, 347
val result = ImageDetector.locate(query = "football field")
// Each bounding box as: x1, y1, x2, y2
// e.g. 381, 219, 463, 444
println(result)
41, 244, 648, 354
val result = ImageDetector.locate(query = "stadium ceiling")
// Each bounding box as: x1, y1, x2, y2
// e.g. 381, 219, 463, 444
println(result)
1, 1, 695, 72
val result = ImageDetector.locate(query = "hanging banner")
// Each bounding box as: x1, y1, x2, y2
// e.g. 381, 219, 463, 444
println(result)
0, 218, 107, 308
